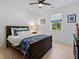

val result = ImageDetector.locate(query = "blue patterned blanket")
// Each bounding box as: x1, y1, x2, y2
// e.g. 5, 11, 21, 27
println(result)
17, 34, 48, 55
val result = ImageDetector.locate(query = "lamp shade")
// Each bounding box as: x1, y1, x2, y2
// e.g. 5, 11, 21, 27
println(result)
29, 23, 38, 33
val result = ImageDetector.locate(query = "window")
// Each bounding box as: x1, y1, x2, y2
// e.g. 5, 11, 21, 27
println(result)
51, 13, 62, 31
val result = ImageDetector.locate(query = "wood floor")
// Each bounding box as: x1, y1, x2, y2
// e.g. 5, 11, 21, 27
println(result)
0, 42, 73, 59
42, 42, 73, 59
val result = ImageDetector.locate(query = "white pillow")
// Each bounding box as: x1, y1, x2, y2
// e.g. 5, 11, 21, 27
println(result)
16, 31, 32, 36
11, 28, 17, 36
16, 31, 40, 38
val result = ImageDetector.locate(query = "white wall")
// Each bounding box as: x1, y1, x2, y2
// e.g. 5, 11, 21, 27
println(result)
37, 3, 79, 45
0, 2, 37, 48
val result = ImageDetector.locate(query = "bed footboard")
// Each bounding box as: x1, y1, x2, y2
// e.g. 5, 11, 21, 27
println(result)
28, 36, 52, 59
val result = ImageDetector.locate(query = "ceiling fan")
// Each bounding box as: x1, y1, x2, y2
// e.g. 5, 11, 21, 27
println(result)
29, 0, 52, 8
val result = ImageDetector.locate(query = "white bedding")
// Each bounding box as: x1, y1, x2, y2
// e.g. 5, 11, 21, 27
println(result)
7, 35, 23, 46
7, 33, 41, 46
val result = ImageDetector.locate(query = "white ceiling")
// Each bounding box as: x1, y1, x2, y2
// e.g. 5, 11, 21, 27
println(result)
1, 0, 79, 15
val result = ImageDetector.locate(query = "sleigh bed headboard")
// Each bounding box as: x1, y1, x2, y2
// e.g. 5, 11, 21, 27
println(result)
6, 26, 29, 39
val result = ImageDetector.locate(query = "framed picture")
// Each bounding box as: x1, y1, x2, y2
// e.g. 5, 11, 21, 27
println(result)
40, 19, 46, 24
67, 14, 76, 23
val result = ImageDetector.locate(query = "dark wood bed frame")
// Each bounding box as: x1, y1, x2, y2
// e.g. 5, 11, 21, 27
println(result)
6, 26, 52, 59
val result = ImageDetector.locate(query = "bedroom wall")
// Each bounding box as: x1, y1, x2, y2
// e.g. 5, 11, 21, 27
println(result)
37, 2, 79, 45
0, 2, 37, 48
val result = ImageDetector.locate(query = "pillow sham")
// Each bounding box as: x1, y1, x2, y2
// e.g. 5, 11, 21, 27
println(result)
11, 28, 29, 36
16, 31, 32, 36
11, 28, 17, 36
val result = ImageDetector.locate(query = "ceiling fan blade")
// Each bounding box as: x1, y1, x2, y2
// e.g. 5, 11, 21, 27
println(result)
43, 3, 51, 5
29, 3, 39, 5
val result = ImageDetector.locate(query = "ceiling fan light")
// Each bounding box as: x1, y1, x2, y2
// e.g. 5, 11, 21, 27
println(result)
38, 3, 43, 7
